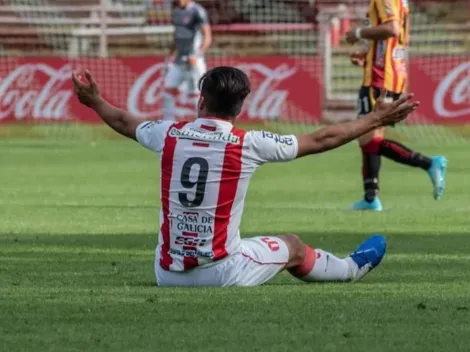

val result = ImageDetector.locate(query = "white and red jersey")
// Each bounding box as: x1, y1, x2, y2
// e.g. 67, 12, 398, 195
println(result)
136, 118, 298, 272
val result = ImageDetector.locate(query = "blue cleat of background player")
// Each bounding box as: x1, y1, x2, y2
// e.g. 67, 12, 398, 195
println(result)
427, 156, 447, 200
349, 197, 383, 212
347, 234, 387, 282
349, 155, 447, 211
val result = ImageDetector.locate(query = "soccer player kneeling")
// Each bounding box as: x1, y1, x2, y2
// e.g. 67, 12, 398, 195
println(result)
72, 67, 418, 287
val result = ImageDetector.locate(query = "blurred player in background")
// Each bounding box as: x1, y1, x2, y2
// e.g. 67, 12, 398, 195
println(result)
73, 67, 419, 287
346, 0, 447, 211
163, 0, 212, 120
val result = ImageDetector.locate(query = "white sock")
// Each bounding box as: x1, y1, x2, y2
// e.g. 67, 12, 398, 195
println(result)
162, 91, 176, 121
289, 246, 355, 282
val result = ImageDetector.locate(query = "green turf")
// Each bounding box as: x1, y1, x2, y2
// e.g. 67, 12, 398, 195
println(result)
1, 137, 469, 352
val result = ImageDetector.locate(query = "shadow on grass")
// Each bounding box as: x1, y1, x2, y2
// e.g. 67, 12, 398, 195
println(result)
1, 231, 469, 287
1, 231, 469, 253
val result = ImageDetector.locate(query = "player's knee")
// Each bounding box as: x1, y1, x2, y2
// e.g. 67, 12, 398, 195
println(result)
279, 234, 305, 268
360, 134, 384, 154
359, 132, 374, 146
359, 128, 385, 146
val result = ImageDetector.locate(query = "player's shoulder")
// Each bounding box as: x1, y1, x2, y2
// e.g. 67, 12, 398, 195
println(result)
245, 130, 296, 145
137, 119, 181, 139
138, 119, 174, 132
375, 0, 403, 8
192, 2, 206, 11
136, 120, 180, 153
192, 2, 208, 15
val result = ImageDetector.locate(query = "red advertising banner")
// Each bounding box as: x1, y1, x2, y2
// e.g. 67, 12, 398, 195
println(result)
408, 58, 470, 124
0, 57, 323, 124
0, 56, 468, 124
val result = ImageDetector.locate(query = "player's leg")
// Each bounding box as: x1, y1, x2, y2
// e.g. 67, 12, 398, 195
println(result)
351, 87, 447, 210
186, 58, 206, 109
281, 234, 386, 282
372, 92, 447, 200
162, 63, 185, 120
232, 234, 386, 286
350, 86, 384, 211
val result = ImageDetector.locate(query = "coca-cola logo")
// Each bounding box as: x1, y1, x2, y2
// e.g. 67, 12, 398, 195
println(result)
236, 63, 297, 120
127, 62, 296, 120
0, 64, 73, 120
434, 62, 470, 119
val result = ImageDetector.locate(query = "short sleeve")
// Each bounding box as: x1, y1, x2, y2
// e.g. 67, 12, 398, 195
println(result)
136, 120, 173, 153
195, 5, 209, 25
245, 130, 298, 164
376, 0, 400, 23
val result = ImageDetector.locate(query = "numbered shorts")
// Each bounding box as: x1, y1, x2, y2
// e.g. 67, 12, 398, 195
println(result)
164, 59, 207, 94
155, 236, 289, 287
357, 86, 401, 117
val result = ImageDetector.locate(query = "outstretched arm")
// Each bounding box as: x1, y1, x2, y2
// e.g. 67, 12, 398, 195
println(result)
296, 91, 419, 158
72, 71, 140, 140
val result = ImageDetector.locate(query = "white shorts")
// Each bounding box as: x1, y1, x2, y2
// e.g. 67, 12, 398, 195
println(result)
155, 236, 290, 287
164, 59, 207, 94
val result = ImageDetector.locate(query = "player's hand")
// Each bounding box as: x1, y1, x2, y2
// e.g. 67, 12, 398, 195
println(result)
350, 51, 366, 67
346, 28, 360, 45
373, 89, 420, 126
188, 55, 198, 66
72, 70, 101, 108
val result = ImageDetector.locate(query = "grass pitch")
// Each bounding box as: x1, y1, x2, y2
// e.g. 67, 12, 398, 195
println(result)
1, 138, 470, 352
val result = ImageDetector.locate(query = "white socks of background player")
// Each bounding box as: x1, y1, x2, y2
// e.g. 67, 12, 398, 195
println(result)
288, 245, 356, 282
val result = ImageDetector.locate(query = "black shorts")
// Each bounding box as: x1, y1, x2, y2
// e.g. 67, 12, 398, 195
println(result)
357, 86, 401, 117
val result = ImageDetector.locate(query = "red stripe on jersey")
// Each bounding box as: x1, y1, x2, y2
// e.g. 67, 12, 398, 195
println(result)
183, 230, 199, 270
369, 2, 381, 87
193, 142, 210, 148
212, 127, 246, 261
400, 76, 407, 94
160, 121, 188, 271
391, 37, 399, 93
200, 124, 217, 131
391, 0, 401, 93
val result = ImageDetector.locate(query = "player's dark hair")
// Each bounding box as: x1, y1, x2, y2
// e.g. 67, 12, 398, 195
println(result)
198, 66, 251, 118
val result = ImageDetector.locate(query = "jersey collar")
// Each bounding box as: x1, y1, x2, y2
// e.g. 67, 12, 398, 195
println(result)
198, 117, 233, 125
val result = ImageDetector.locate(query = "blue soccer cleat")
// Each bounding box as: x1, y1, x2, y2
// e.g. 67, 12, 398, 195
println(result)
349, 197, 383, 212
427, 156, 447, 200
347, 234, 387, 282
